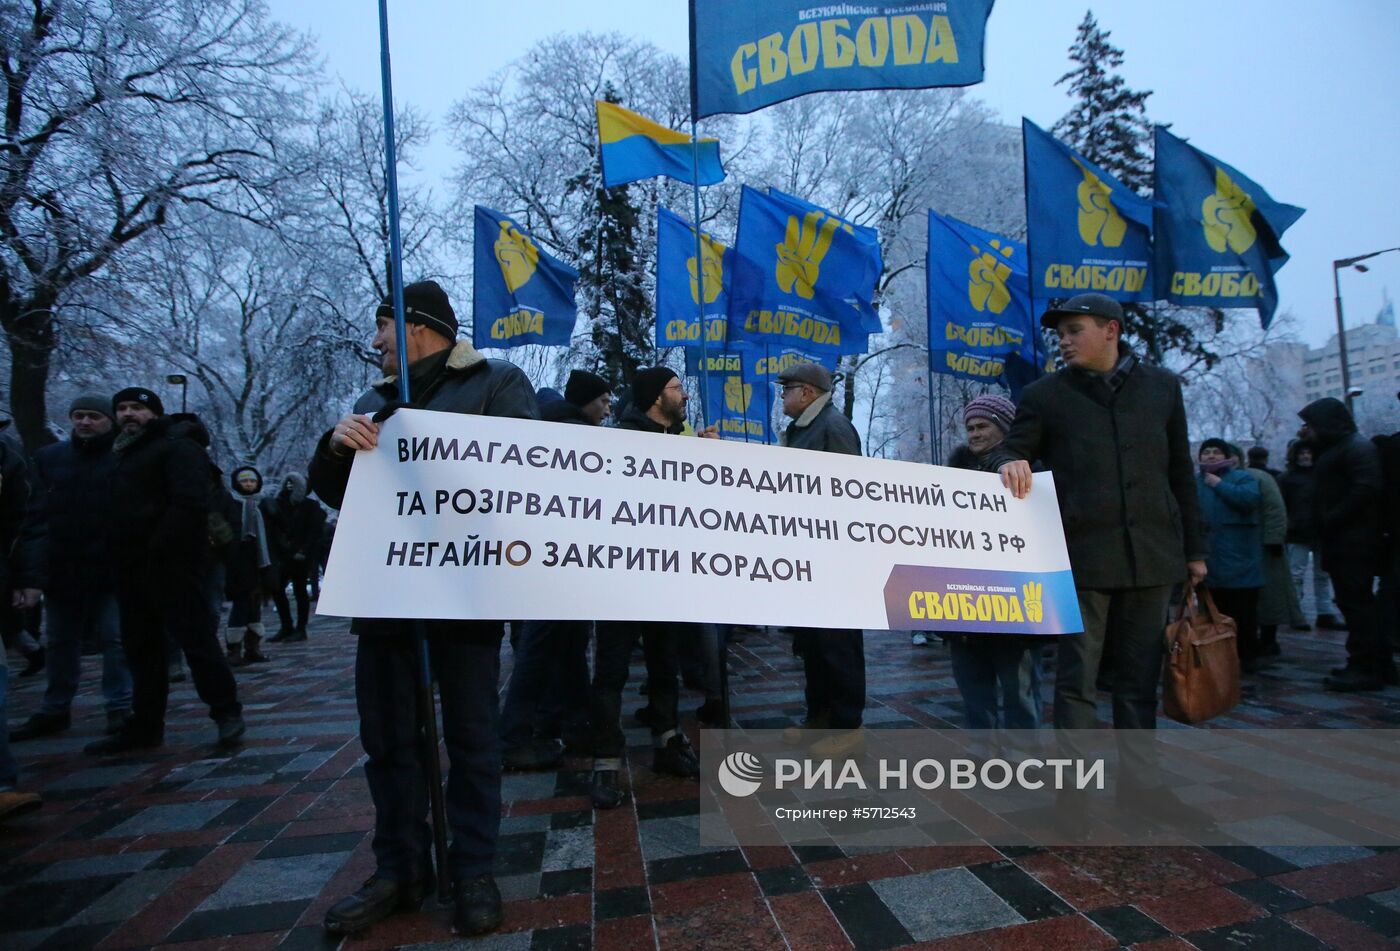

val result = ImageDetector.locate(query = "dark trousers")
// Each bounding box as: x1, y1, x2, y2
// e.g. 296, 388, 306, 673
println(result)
1208, 587, 1261, 661
795, 628, 866, 729
591, 621, 678, 763
272, 560, 311, 632
499, 619, 590, 749
1056, 587, 1171, 731
355, 624, 503, 882
1330, 562, 1388, 670
118, 561, 241, 736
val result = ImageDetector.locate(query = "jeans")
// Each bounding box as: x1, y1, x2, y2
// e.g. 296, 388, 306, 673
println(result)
356, 624, 503, 881
499, 619, 590, 749
794, 628, 866, 729
1287, 543, 1335, 617
591, 622, 679, 764
118, 560, 241, 737
272, 559, 311, 631
0, 648, 16, 787
40, 593, 131, 716
948, 636, 1042, 730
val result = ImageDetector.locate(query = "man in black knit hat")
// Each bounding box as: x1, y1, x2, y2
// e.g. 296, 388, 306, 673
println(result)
86, 387, 245, 755
310, 280, 536, 938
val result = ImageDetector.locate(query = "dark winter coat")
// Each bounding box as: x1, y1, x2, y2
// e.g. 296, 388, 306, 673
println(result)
1277, 443, 1318, 545
541, 399, 591, 426
0, 421, 36, 593
109, 414, 214, 567
262, 493, 326, 570
782, 395, 861, 456
985, 345, 1205, 589
1373, 430, 1400, 545
1299, 398, 1383, 572
28, 428, 118, 598
615, 404, 681, 435
1195, 467, 1263, 589
307, 340, 538, 637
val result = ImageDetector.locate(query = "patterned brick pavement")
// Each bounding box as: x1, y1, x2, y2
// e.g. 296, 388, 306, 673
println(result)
3, 614, 1399, 950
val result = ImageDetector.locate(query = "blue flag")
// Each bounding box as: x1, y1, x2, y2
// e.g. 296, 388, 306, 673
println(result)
1022, 118, 1154, 303
656, 207, 730, 349
473, 206, 578, 349
727, 186, 877, 357
691, 0, 996, 119
927, 210, 1040, 384
1152, 127, 1304, 328
686, 343, 836, 379
702, 369, 774, 443
769, 187, 883, 333
597, 102, 725, 188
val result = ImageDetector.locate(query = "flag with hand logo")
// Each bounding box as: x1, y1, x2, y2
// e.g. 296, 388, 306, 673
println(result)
702, 368, 774, 443
473, 205, 578, 349
656, 207, 731, 349
1022, 118, 1154, 302
927, 209, 1039, 384
727, 186, 877, 356
1152, 126, 1304, 328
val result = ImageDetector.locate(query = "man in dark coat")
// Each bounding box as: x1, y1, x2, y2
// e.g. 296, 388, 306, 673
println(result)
86, 388, 244, 755
989, 294, 1208, 832
263, 472, 325, 642
1278, 441, 1339, 630
501, 371, 609, 773
10, 396, 133, 742
1376, 396, 1400, 658
1298, 397, 1394, 690
309, 280, 536, 938
777, 363, 866, 758
587, 366, 709, 810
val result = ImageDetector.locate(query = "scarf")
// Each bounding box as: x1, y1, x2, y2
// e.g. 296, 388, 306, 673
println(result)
242, 499, 272, 569
1199, 458, 1235, 477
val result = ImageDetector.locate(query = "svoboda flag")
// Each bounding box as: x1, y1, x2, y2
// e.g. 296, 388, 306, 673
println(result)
926, 209, 1038, 383
472, 206, 578, 349
690, 0, 996, 118
1152, 127, 1304, 329
655, 206, 731, 349
1022, 118, 1154, 303
727, 186, 878, 357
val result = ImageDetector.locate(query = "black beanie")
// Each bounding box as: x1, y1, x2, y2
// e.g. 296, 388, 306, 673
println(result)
631, 366, 678, 413
565, 370, 611, 408
376, 280, 458, 341
69, 393, 112, 419
1199, 437, 1232, 457
112, 386, 164, 416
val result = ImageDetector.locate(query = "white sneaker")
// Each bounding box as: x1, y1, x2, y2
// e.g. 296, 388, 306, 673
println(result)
911, 632, 928, 647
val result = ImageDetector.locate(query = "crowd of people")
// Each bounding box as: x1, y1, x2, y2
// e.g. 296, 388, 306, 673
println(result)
1, 285, 1398, 940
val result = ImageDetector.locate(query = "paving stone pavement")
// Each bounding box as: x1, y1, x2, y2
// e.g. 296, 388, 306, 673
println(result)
3, 610, 1399, 950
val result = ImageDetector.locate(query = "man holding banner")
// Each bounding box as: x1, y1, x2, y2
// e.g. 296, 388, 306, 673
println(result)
309, 281, 537, 937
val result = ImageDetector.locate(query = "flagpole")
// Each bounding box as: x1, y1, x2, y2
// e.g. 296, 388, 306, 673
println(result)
926, 359, 938, 466
378, 0, 449, 905
689, 117, 712, 427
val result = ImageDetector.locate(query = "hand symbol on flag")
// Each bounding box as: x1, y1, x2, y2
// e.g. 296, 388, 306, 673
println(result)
1074, 161, 1127, 248
723, 375, 752, 413
1022, 581, 1044, 623
688, 237, 724, 305
1202, 167, 1258, 254
776, 211, 839, 299
967, 240, 1015, 314
494, 221, 539, 292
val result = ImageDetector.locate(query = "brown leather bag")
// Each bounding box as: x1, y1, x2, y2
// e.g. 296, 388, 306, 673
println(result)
1162, 585, 1241, 724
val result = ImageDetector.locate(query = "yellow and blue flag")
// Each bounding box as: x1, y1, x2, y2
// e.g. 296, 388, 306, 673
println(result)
1152, 127, 1304, 329
472, 205, 578, 350
1022, 118, 1154, 303
727, 186, 877, 357
927, 210, 1040, 385
691, 0, 996, 119
596, 101, 724, 189
655, 207, 730, 349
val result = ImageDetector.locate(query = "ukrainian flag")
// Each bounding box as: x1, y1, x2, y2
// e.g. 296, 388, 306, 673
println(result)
596, 101, 725, 189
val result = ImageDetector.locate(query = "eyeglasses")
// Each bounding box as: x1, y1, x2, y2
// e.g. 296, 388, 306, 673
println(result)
780, 384, 805, 393
663, 381, 684, 393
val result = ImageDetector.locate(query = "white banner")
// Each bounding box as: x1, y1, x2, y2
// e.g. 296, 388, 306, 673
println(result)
317, 410, 1083, 633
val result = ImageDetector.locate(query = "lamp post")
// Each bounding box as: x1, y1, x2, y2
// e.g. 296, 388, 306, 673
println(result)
165, 373, 188, 413
1333, 247, 1400, 415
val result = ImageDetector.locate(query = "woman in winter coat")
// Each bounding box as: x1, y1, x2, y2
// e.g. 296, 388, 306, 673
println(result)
1237, 446, 1304, 657
1195, 439, 1264, 668
224, 466, 273, 665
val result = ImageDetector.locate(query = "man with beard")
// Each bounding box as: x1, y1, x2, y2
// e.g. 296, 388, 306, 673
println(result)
310, 280, 537, 938
10, 396, 133, 742
589, 367, 715, 809
264, 472, 325, 642
87, 388, 244, 754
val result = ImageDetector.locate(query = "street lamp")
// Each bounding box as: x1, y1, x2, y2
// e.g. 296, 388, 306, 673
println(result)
165, 373, 188, 413
1333, 246, 1400, 414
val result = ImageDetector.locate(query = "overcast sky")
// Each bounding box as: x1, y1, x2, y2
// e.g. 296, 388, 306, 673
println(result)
267, 0, 1400, 348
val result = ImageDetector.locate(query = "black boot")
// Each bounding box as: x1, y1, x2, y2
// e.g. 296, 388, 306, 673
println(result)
19, 646, 45, 677
502, 739, 562, 772
1315, 614, 1348, 631
1325, 667, 1385, 692
269, 628, 295, 642
85, 728, 163, 755
652, 734, 700, 778
10, 710, 71, 741
453, 874, 503, 936
216, 716, 247, 747
591, 769, 624, 809
323, 874, 432, 935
